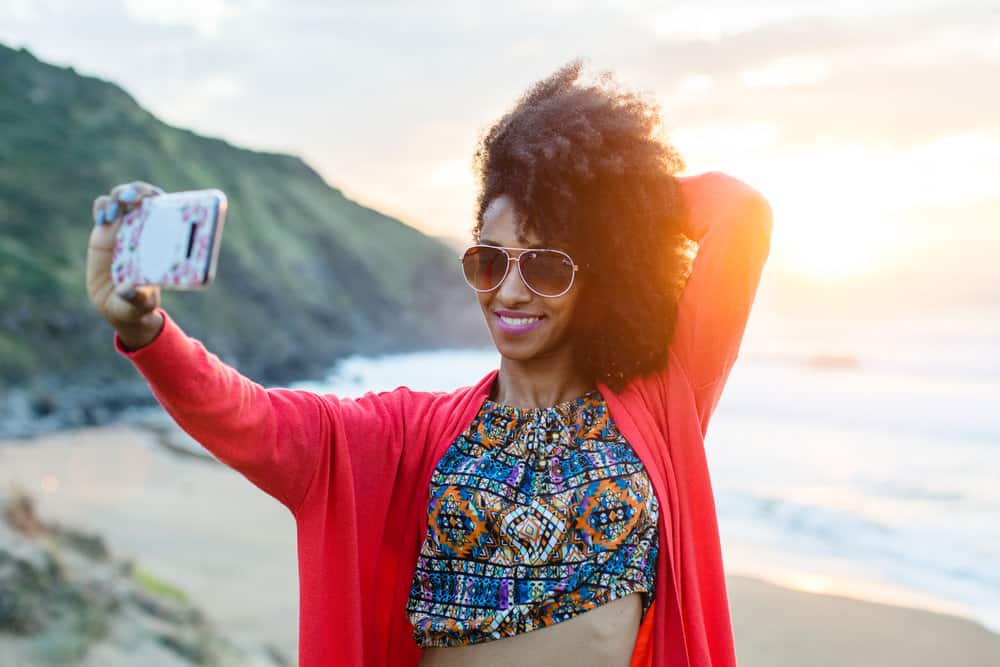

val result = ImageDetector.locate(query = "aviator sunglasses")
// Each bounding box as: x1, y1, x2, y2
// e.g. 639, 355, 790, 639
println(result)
459, 244, 580, 298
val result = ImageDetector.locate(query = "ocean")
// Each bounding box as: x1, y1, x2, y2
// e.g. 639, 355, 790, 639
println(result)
288, 311, 1000, 632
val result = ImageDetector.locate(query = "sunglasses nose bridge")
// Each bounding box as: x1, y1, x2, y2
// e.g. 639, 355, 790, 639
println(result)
496, 253, 533, 299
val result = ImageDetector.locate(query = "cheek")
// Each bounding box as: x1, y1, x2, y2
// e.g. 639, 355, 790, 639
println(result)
549, 294, 582, 333
477, 293, 493, 314
561, 290, 589, 331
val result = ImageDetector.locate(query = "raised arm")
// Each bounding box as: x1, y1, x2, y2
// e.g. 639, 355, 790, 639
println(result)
115, 306, 333, 515
670, 172, 773, 430
88, 182, 388, 517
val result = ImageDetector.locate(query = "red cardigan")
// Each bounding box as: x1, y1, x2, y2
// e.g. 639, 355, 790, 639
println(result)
114, 172, 772, 667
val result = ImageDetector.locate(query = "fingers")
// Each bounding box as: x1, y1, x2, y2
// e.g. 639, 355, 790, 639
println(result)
109, 181, 164, 221
88, 193, 122, 257
88, 193, 120, 265
115, 284, 161, 312
110, 181, 164, 211
88, 181, 167, 326
92, 180, 161, 228
93, 195, 111, 226
88, 182, 161, 307
90, 180, 164, 251
104, 283, 161, 327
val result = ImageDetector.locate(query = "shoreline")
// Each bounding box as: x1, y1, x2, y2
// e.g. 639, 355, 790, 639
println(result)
725, 560, 995, 634
2, 421, 998, 665
725, 574, 1000, 667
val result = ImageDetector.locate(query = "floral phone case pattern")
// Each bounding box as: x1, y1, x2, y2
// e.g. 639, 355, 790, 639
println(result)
111, 190, 226, 290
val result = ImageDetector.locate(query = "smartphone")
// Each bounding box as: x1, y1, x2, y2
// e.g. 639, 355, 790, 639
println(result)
111, 189, 227, 290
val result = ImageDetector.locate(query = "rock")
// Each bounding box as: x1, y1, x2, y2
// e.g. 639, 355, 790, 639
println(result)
4, 488, 50, 538
4, 486, 111, 560
0, 488, 289, 666
53, 525, 111, 561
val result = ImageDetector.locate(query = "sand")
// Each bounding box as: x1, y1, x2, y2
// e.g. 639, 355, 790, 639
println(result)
2, 423, 998, 666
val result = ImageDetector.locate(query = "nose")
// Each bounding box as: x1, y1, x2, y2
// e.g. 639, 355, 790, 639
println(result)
495, 257, 532, 304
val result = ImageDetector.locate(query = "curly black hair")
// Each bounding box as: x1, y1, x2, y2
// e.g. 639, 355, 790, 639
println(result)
471, 59, 692, 393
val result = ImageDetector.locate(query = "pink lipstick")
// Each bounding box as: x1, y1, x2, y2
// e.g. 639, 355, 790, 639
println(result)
494, 310, 545, 335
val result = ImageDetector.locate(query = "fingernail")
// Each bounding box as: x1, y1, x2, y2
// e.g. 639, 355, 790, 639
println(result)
120, 186, 138, 203
107, 201, 119, 220
117, 286, 136, 300
94, 208, 105, 226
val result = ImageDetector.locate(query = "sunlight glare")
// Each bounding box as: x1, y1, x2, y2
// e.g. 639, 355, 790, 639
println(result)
769, 200, 900, 281
790, 573, 831, 594
41, 474, 60, 493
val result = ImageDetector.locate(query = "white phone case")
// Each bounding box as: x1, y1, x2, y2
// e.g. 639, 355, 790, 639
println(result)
111, 189, 227, 290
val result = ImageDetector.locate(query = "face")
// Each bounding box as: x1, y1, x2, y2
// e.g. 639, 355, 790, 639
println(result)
473, 195, 584, 363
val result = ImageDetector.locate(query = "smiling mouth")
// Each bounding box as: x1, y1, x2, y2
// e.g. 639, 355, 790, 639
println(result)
497, 313, 543, 326
494, 311, 545, 334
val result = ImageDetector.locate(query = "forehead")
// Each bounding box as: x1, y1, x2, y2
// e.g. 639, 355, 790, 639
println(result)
479, 195, 551, 249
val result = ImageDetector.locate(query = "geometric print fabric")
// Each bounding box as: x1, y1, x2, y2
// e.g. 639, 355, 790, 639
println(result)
407, 388, 660, 647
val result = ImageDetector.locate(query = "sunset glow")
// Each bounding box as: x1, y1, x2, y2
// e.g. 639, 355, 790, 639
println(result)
759, 162, 905, 280
5, 1, 996, 295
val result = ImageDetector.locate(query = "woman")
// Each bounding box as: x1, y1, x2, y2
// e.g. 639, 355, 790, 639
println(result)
86, 61, 772, 667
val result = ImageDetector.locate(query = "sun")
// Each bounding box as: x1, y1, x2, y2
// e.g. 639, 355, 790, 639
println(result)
673, 131, 914, 282
769, 202, 900, 281
741, 151, 906, 281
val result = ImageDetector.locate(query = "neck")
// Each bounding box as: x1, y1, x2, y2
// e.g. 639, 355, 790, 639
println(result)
492, 345, 594, 409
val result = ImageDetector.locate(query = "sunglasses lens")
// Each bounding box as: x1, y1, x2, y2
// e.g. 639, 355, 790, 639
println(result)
520, 250, 574, 296
462, 246, 508, 291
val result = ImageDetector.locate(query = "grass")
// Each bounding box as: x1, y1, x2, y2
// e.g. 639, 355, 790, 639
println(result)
130, 565, 189, 604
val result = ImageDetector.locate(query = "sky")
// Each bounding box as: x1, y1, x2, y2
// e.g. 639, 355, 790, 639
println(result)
3, 0, 999, 316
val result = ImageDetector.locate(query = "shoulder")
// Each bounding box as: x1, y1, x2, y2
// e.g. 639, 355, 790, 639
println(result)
678, 171, 771, 217
331, 369, 495, 436
337, 384, 445, 414
337, 383, 475, 420
677, 170, 764, 198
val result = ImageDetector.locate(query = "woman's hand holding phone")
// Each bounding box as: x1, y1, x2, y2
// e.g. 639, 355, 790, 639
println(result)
87, 181, 166, 350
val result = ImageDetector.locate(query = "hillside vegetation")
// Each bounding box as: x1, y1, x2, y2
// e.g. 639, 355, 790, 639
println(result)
0, 43, 487, 435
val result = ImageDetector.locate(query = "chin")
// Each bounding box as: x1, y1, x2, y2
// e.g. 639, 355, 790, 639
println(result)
491, 337, 533, 360
495, 344, 542, 362
491, 330, 567, 363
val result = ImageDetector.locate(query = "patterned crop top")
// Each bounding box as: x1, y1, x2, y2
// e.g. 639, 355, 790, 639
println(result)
407, 387, 660, 647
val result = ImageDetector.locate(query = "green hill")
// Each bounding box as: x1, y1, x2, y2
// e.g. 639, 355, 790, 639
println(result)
0, 43, 488, 436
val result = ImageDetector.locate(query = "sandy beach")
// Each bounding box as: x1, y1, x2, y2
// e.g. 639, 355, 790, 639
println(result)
3, 422, 998, 666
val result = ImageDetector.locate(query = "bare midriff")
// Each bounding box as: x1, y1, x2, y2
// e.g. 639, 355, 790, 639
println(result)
417, 592, 643, 667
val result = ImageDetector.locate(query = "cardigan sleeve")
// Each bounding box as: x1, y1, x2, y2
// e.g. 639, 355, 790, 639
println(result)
114, 306, 338, 515
669, 172, 773, 430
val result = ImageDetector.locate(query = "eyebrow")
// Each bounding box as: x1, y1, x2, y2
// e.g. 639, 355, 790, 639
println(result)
479, 238, 549, 250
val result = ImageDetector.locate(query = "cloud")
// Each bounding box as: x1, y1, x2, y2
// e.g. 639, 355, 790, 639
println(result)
5, 0, 997, 264
667, 73, 716, 103
121, 0, 262, 37
0, 0, 40, 23
142, 74, 246, 139
741, 55, 832, 88
629, 6, 1000, 149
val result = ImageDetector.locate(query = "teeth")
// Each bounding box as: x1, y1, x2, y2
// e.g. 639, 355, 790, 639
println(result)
499, 315, 541, 326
